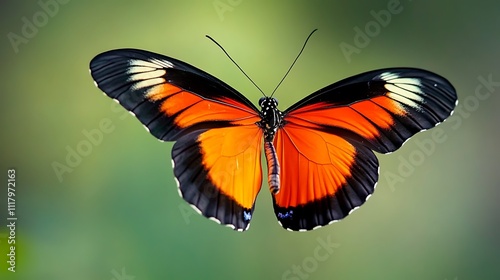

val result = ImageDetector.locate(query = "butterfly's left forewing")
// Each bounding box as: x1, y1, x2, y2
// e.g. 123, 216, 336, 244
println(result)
90, 49, 259, 140
274, 68, 457, 231
90, 49, 263, 231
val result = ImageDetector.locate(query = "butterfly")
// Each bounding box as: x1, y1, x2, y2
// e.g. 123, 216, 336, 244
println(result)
89, 31, 457, 232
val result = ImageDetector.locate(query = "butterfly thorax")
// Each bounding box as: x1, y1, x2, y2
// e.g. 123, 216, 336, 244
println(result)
258, 97, 284, 142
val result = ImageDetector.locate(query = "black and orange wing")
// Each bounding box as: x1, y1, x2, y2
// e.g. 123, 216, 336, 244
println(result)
274, 68, 457, 231
90, 49, 263, 231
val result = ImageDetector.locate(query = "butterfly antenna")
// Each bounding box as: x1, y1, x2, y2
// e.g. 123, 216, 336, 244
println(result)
270, 29, 318, 97
206, 35, 266, 96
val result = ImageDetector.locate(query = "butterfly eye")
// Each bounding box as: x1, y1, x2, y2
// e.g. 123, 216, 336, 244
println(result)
273, 98, 278, 106
259, 97, 266, 107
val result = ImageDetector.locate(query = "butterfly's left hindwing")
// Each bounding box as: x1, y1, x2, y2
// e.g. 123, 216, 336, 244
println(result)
172, 126, 263, 231
90, 49, 263, 231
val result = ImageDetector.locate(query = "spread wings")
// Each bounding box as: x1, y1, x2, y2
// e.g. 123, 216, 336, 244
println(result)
91, 50, 458, 232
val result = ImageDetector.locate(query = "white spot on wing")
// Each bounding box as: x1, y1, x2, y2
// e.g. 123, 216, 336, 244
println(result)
176, 185, 182, 197
129, 70, 166, 82
395, 83, 423, 94
389, 95, 419, 110
380, 72, 399, 81
127, 66, 156, 74
244, 223, 250, 231
386, 84, 422, 109
390, 77, 422, 86
128, 59, 160, 68
348, 206, 360, 215
189, 204, 202, 215
209, 217, 222, 224
150, 58, 174, 68
232, 225, 241, 231
132, 78, 165, 90
385, 84, 424, 102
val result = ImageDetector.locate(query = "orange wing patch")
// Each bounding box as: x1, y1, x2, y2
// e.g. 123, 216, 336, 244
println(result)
273, 123, 378, 231
172, 125, 263, 231
287, 96, 404, 142
274, 123, 358, 207
198, 126, 263, 209
146, 83, 259, 129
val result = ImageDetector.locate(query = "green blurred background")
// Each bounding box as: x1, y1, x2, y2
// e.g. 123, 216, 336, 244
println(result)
1, 0, 499, 279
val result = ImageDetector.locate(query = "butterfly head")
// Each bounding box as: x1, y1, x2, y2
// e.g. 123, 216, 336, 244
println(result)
259, 96, 278, 108
258, 97, 283, 142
